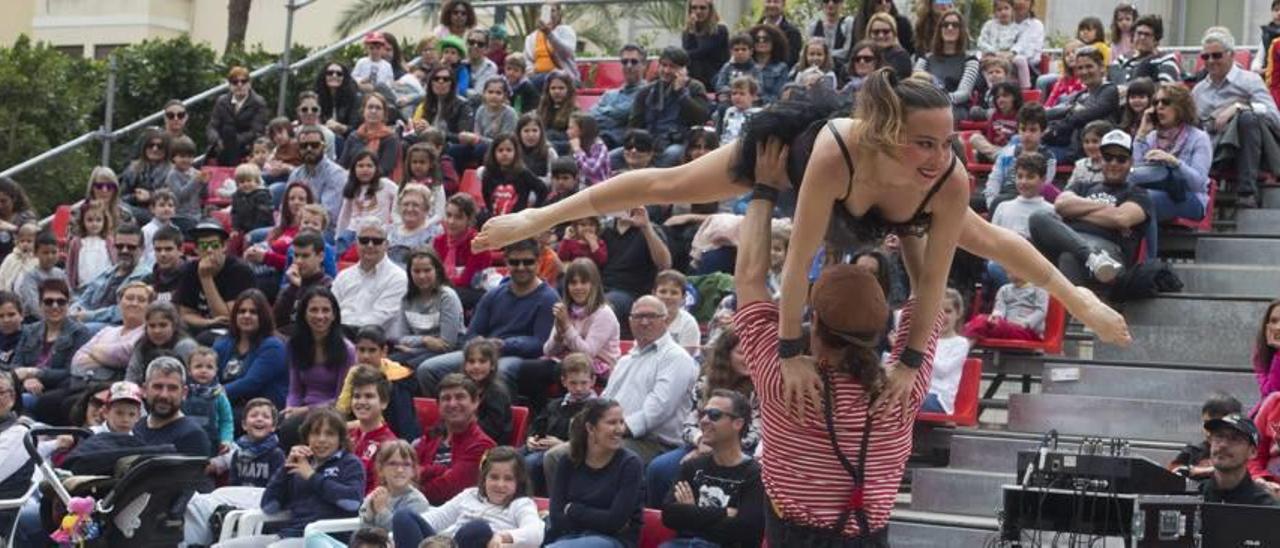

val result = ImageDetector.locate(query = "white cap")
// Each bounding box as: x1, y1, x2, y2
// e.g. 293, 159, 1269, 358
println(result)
1099, 129, 1132, 153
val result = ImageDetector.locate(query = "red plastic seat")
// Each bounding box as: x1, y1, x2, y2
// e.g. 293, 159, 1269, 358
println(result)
959, 130, 993, 177
1021, 88, 1042, 104
413, 398, 440, 437
916, 358, 982, 427
459, 169, 485, 208
976, 297, 1066, 355
50, 205, 71, 247
957, 120, 989, 132
640, 508, 677, 548
1166, 179, 1215, 232
619, 340, 635, 355
575, 93, 603, 111
510, 405, 529, 447
202, 166, 236, 207
593, 61, 626, 89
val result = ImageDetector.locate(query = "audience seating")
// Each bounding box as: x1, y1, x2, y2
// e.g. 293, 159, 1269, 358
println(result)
1021, 89, 1041, 104
459, 169, 485, 208
575, 93, 603, 111
591, 60, 626, 90
959, 131, 993, 177
1191, 49, 1252, 73
975, 296, 1066, 355
201, 166, 236, 207
50, 205, 71, 247
531, 498, 675, 548
916, 358, 983, 427
412, 397, 529, 447
618, 339, 635, 355
1165, 179, 1216, 232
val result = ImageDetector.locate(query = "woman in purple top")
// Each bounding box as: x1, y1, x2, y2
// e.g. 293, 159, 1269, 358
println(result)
1254, 300, 1280, 404
279, 286, 355, 448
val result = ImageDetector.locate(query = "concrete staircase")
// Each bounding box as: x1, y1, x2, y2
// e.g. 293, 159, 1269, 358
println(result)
889, 187, 1279, 545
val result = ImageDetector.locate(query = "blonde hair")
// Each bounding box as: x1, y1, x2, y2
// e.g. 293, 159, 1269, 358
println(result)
397, 183, 433, 215
300, 203, 330, 229
867, 12, 897, 35
851, 68, 951, 160
234, 163, 262, 183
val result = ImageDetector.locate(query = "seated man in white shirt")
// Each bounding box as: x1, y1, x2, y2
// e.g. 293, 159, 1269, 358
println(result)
331, 217, 407, 337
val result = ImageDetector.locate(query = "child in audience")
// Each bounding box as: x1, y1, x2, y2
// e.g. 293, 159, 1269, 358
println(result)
525, 354, 596, 494
715, 76, 761, 146
141, 189, 179, 266
969, 56, 1014, 122
17, 232, 67, 318
353, 31, 396, 90
1077, 16, 1111, 65
963, 272, 1049, 342
346, 365, 400, 494
534, 229, 563, 286
504, 53, 541, 114
970, 82, 1023, 161
0, 223, 36, 292
790, 37, 838, 89
983, 104, 1058, 212
249, 137, 272, 174
183, 346, 234, 456
231, 162, 275, 235
461, 338, 513, 444
1110, 4, 1138, 59
1117, 77, 1154, 137
1167, 393, 1243, 480
557, 217, 607, 268
537, 72, 579, 152
264, 118, 300, 183
164, 136, 204, 235
455, 76, 519, 170
654, 270, 701, 352
400, 143, 448, 229
515, 113, 557, 182
712, 33, 763, 103
1044, 40, 1085, 107
922, 289, 973, 413
478, 135, 546, 221
184, 397, 286, 547
347, 528, 394, 548
990, 153, 1056, 306
568, 113, 610, 186
65, 206, 111, 291
308, 440, 429, 547
338, 326, 420, 441
1068, 120, 1113, 187
391, 446, 544, 548
336, 151, 399, 251
416, 128, 461, 194
545, 158, 581, 208
976, 0, 1030, 88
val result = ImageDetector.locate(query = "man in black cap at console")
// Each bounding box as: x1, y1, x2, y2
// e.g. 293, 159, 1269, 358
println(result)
177, 219, 255, 345
1201, 413, 1277, 506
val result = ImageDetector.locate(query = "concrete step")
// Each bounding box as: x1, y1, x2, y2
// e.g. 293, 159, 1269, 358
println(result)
947, 434, 1182, 474
1119, 295, 1268, 327
1196, 237, 1280, 265
1093, 325, 1254, 367
1236, 209, 1280, 234
1171, 263, 1280, 296
1007, 393, 1201, 443
1042, 362, 1258, 407
910, 468, 1014, 516
889, 518, 1000, 547
1263, 186, 1280, 208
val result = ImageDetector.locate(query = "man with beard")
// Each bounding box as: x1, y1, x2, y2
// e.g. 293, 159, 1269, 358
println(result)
69, 222, 150, 326
1201, 413, 1277, 505
132, 355, 211, 457
284, 125, 347, 231
627, 47, 710, 167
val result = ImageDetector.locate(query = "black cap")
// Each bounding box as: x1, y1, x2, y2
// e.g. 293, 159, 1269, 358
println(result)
190, 218, 229, 240
1205, 413, 1259, 446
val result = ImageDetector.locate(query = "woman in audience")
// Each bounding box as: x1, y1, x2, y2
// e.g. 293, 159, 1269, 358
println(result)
1132, 82, 1212, 259
244, 181, 316, 270
0, 369, 31, 534
520, 258, 619, 405
119, 128, 171, 222
208, 66, 269, 167
747, 24, 791, 104
912, 0, 950, 53
1043, 46, 1117, 163
1255, 300, 1280, 400
915, 11, 979, 120
840, 40, 884, 98
433, 193, 491, 311
1109, 3, 1139, 60
645, 326, 761, 507
340, 94, 402, 177
315, 62, 362, 140
0, 178, 35, 262
217, 289, 289, 409
434, 0, 477, 40
864, 12, 913, 79
546, 398, 643, 548
281, 287, 356, 448
852, 0, 914, 55
71, 167, 133, 234
391, 248, 463, 366
124, 302, 197, 384
682, 0, 729, 89
922, 289, 972, 413
413, 65, 474, 147
516, 113, 558, 181
12, 279, 90, 414
387, 183, 440, 265
537, 70, 579, 153
1044, 39, 1085, 107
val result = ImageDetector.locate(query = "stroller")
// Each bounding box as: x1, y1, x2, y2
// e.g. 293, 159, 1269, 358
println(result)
23, 427, 209, 547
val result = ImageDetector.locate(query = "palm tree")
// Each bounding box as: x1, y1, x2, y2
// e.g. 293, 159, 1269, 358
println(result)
227, 0, 254, 52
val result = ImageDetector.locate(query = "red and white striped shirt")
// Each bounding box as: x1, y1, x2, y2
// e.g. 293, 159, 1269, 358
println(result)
734, 299, 940, 537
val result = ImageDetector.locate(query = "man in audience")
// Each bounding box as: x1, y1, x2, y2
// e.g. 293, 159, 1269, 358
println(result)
143, 226, 186, 304
70, 222, 148, 326
133, 356, 212, 457
1200, 414, 1277, 505
464, 28, 499, 97
331, 218, 406, 335
272, 230, 331, 334
413, 373, 496, 504
601, 206, 671, 332
295, 91, 337, 162
758, 0, 802, 65
591, 44, 648, 149
617, 129, 657, 174
1029, 130, 1150, 287
628, 47, 711, 167
1170, 392, 1244, 480
177, 220, 254, 343
523, 0, 577, 89
1109, 15, 1183, 85
416, 239, 559, 395
286, 125, 347, 229
1192, 29, 1280, 209
661, 388, 765, 546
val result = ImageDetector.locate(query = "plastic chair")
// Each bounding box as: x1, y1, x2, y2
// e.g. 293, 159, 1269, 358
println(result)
459, 169, 485, 208
1167, 179, 1215, 232
1021, 88, 1042, 104
303, 517, 361, 540
414, 398, 440, 436
510, 405, 530, 447
975, 296, 1066, 355
619, 340, 635, 355
217, 509, 291, 543
593, 61, 626, 89
201, 166, 236, 207
575, 93, 603, 111
959, 130, 993, 177
639, 508, 677, 548
50, 205, 71, 247
916, 358, 983, 427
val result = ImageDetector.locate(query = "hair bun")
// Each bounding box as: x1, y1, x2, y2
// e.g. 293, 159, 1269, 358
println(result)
883, 67, 900, 88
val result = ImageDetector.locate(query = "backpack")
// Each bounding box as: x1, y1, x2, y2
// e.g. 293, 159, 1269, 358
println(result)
1107, 260, 1183, 302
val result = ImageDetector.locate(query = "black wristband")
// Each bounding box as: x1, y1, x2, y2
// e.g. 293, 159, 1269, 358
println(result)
778, 337, 805, 359
751, 184, 780, 203
898, 347, 925, 369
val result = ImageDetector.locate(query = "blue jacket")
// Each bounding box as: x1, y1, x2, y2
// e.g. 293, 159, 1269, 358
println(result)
467, 280, 559, 358
13, 319, 91, 389
73, 262, 151, 324
215, 335, 288, 408
229, 433, 285, 488
260, 449, 365, 537
591, 82, 644, 131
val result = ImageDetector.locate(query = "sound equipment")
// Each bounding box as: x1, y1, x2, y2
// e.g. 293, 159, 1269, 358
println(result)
1131, 498, 1280, 547
1000, 484, 1138, 540
1014, 450, 1189, 495
1131, 495, 1199, 547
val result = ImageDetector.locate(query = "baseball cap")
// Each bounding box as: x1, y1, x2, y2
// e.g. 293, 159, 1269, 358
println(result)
810, 264, 889, 337
107, 381, 144, 406
363, 31, 388, 46
1099, 129, 1132, 153
1205, 413, 1259, 446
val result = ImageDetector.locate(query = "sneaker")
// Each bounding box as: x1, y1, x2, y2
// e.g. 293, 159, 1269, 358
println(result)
1086, 250, 1122, 283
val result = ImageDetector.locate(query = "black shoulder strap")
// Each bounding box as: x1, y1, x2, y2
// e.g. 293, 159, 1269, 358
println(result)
911, 154, 958, 217
825, 121, 856, 202
821, 371, 874, 538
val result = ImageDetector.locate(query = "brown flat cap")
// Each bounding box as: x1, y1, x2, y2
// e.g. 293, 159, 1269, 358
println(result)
810, 264, 889, 337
